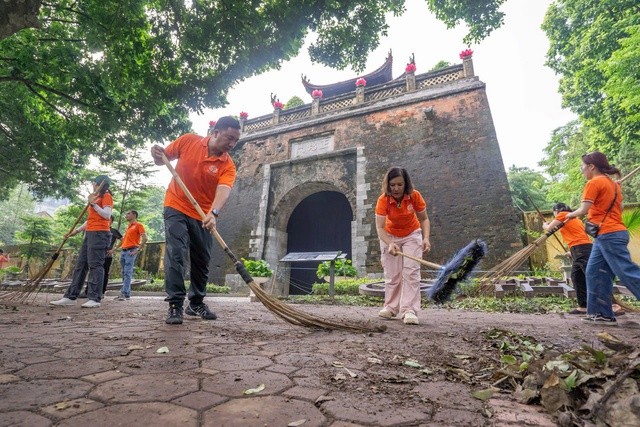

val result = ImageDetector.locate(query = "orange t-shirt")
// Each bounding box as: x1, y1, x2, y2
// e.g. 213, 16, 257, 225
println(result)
86, 192, 113, 231
121, 222, 146, 249
375, 190, 427, 237
554, 211, 591, 248
163, 134, 236, 220
582, 175, 626, 235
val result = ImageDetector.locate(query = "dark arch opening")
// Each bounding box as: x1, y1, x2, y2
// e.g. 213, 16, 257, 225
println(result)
286, 191, 352, 295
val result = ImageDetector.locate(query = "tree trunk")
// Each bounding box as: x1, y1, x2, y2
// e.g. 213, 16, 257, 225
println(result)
0, 0, 42, 40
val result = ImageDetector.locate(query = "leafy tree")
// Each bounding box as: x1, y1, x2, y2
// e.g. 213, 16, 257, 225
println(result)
50, 203, 88, 249
506, 166, 550, 212
542, 0, 640, 159
429, 60, 453, 72
15, 214, 53, 262
123, 185, 166, 241
109, 149, 155, 230
1, 0, 511, 200
0, 183, 35, 245
0, 0, 406, 199
285, 96, 305, 109
538, 120, 591, 207
426, 0, 508, 44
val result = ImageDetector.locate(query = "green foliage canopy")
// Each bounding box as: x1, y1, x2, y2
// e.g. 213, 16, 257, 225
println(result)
506, 166, 549, 212
542, 0, 640, 158
0, 0, 409, 199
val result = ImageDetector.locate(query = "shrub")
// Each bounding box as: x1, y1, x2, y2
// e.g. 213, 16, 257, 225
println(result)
312, 278, 369, 295
316, 259, 357, 279
241, 258, 273, 277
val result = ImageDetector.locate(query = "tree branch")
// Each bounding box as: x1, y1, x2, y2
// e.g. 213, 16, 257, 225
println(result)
24, 82, 69, 119
41, 2, 108, 30
37, 38, 86, 43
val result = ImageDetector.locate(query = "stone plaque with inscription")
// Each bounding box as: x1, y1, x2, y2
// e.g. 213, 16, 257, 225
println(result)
290, 135, 334, 159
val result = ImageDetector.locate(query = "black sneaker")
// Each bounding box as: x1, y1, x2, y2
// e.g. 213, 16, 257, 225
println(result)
165, 305, 183, 325
185, 303, 217, 320
582, 314, 618, 327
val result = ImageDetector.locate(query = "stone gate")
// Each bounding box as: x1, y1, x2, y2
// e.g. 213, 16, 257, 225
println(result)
212, 52, 522, 293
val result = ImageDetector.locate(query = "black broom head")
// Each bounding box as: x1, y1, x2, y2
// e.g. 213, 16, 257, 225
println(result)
428, 239, 487, 304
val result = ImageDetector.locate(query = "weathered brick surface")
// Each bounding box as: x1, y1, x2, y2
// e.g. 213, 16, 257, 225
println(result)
213, 78, 521, 284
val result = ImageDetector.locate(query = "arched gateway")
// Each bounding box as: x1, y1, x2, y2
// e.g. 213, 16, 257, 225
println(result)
212, 52, 522, 292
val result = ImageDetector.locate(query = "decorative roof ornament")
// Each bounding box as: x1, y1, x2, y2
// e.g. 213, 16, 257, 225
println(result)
301, 50, 393, 98
311, 89, 323, 99
270, 93, 284, 109
239, 111, 248, 119
405, 52, 416, 73
459, 49, 473, 59
208, 120, 217, 128
355, 78, 367, 87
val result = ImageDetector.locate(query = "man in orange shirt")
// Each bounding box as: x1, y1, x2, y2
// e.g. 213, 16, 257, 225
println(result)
112, 210, 147, 301
51, 175, 113, 308
150, 116, 240, 325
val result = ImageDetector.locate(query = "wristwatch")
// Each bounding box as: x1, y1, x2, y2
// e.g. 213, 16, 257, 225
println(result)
211, 209, 220, 217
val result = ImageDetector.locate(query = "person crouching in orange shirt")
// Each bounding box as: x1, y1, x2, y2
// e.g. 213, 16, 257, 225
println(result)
375, 167, 431, 325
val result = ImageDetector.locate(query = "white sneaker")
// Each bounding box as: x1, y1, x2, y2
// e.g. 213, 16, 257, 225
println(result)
50, 297, 76, 306
403, 312, 419, 325
378, 308, 395, 319
81, 300, 101, 308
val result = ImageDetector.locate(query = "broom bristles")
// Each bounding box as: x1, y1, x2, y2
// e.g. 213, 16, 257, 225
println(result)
428, 239, 487, 303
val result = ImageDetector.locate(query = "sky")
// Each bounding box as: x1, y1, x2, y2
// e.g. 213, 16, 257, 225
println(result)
152, 0, 576, 187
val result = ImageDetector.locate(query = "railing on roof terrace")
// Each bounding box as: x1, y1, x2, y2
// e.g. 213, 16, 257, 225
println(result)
242, 62, 467, 134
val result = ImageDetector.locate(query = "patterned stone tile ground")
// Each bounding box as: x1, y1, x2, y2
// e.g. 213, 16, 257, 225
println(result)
0, 294, 638, 426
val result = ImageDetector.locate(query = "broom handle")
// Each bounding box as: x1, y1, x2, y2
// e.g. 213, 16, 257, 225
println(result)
620, 164, 640, 183
161, 154, 238, 261
396, 251, 442, 269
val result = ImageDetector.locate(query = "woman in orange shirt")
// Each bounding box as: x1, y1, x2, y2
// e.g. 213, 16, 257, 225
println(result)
375, 167, 431, 325
566, 152, 640, 326
544, 202, 592, 314
50, 175, 113, 308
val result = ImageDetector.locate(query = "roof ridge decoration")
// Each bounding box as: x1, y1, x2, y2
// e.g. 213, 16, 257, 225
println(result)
301, 50, 393, 99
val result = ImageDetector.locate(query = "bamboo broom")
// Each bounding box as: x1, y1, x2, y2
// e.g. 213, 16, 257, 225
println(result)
161, 154, 386, 333
0, 180, 106, 304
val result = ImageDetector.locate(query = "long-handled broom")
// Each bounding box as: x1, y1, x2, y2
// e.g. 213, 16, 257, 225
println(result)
480, 164, 640, 294
0, 181, 106, 304
161, 154, 386, 333
396, 239, 487, 303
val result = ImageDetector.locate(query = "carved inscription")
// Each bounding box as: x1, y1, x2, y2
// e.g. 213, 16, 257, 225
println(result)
291, 135, 334, 159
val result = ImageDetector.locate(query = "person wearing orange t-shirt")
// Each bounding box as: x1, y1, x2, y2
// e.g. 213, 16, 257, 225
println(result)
375, 167, 431, 326
544, 203, 593, 315
0, 249, 10, 270
566, 152, 640, 326
151, 116, 240, 325
113, 210, 147, 301
51, 175, 113, 308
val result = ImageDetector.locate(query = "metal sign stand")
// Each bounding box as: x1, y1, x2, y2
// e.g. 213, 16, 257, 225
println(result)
279, 251, 346, 296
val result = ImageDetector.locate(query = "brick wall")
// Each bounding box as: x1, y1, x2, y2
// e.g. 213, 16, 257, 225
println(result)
210, 77, 522, 284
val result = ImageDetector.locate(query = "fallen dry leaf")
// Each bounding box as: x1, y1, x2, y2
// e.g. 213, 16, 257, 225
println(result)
243, 384, 266, 395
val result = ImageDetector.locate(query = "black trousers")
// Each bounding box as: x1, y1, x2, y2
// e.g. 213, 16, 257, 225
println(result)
81, 255, 113, 295
570, 243, 592, 308
102, 256, 113, 294
65, 231, 109, 302
163, 207, 213, 307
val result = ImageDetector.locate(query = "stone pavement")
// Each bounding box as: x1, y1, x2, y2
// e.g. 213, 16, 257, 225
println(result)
0, 293, 588, 426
